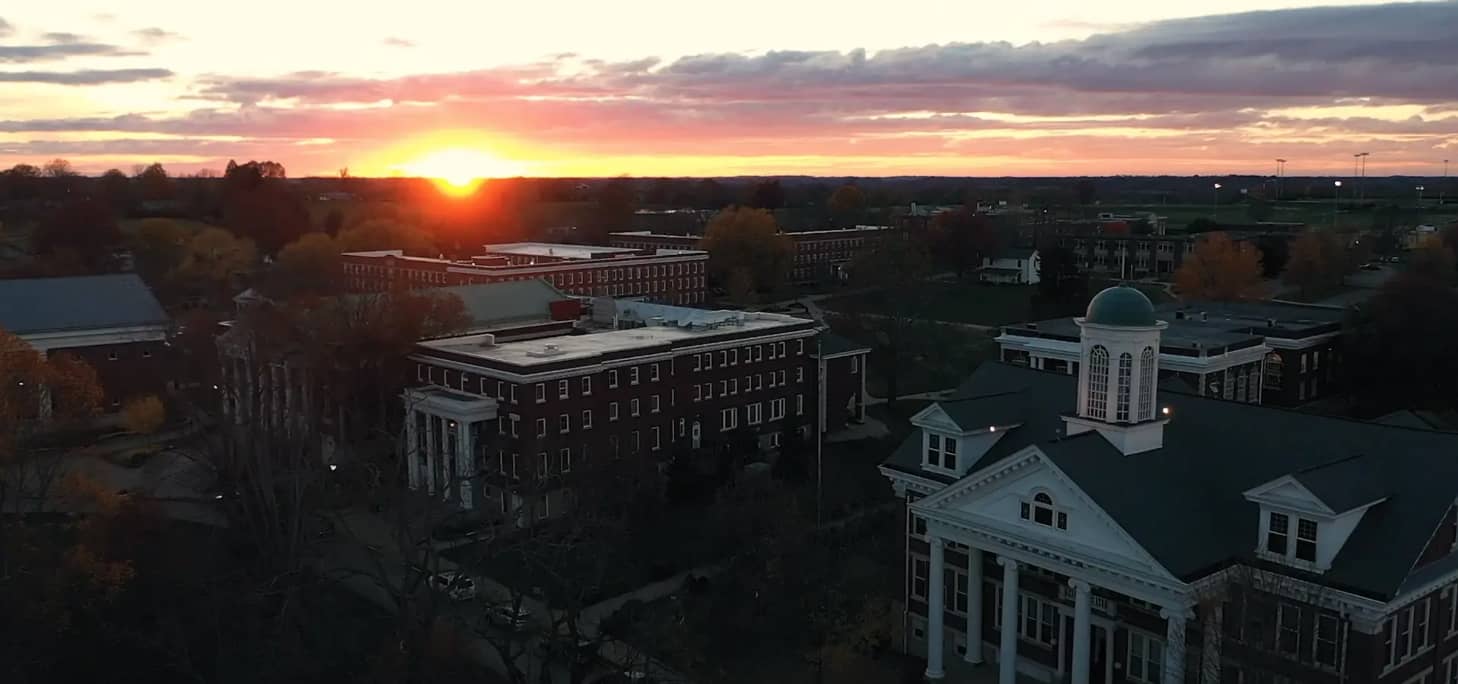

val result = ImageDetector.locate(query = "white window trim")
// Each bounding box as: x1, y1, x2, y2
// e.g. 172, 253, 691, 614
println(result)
582, 410, 593, 430
1125, 630, 1165, 684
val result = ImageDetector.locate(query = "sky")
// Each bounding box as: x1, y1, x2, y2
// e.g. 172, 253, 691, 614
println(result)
1, 0, 1455, 178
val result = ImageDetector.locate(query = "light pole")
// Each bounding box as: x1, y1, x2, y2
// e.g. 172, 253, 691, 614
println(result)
1417, 185, 1425, 204
1332, 180, 1342, 229
1443, 159, 1450, 206
1212, 182, 1222, 220
1355, 152, 1370, 201
1275, 158, 1287, 200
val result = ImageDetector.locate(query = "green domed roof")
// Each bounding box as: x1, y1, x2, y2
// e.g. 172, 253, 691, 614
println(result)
1085, 286, 1157, 326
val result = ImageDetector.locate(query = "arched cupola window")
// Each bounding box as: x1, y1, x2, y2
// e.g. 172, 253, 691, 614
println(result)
1138, 347, 1156, 420
1115, 352, 1133, 422
1087, 345, 1110, 420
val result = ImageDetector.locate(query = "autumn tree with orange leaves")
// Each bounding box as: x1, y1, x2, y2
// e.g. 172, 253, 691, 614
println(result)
1174, 232, 1264, 301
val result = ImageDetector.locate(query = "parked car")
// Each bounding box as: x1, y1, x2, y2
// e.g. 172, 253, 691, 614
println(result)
430, 571, 477, 601
486, 603, 531, 631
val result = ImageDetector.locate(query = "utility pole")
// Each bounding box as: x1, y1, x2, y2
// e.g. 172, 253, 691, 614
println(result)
1332, 180, 1342, 229
1275, 159, 1286, 200
1443, 159, 1450, 206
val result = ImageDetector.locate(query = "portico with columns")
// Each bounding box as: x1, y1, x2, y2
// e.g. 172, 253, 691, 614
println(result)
402, 386, 497, 510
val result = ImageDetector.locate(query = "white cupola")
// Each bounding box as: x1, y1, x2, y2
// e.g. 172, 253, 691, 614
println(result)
1064, 285, 1170, 455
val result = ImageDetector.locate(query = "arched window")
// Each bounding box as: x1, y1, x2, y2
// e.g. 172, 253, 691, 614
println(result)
1020, 491, 1068, 530
1087, 346, 1110, 420
1138, 347, 1156, 419
1116, 352, 1133, 422
1263, 353, 1284, 390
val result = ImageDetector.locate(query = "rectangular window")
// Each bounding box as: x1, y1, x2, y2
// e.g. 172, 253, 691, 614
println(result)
747, 402, 762, 425
650, 363, 660, 381
693, 355, 701, 371
651, 426, 661, 450
496, 380, 506, 400
1315, 613, 1340, 669
1126, 632, 1165, 684
945, 439, 958, 470
770, 398, 786, 420
1020, 595, 1058, 646
537, 452, 548, 478
721, 407, 737, 431
558, 379, 570, 399
581, 376, 592, 396
536, 418, 546, 437
509, 384, 518, 403
926, 434, 942, 467
650, 394, 660, 413
631, 398, 640, 417
796, 394, 804, 416
730, 349, 738, 365
630, 367, 640, 385
559, 413, 570, 434
796, 367, 805, 383
945, 568, 969, 615
909, 557, 929, 600
608, 369, 619, 388
704, 353, 713, 370
851, 356, 859, 373
1445, 653, 1458, 684
559, 448, 572, 473
582, 410, 593, 429
1277, 603, 1301, 655
1267, 512, 1289, 555
797, 340, 804, 355
609, 402, 619, 421
730, 378, 738, 395
535, 383, 546, 403
694, 384, 702, 402
1296, 518, 1319, 562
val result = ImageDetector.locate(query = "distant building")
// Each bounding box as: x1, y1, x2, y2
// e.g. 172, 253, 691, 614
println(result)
342, 242, 708, 305
978, 248, 1041, 285
1050, 227, 1196, 279
609, 225, 895, 285
403, 300, 868, 524
997, 298, 1347, 406
882, 285, 1458, 684
0, 274, 170, 412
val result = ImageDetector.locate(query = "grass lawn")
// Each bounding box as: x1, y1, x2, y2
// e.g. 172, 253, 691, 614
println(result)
822, 282, 1037, 326
827, 317, 998, 398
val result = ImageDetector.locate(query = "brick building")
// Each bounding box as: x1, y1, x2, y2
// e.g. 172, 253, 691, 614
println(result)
342, 242, 708, 305
0, 274, 170, 411
997, 299, 1347, 407
609, 225, 895, 285
880, 286, 1458, 684
403, 300, 868, 524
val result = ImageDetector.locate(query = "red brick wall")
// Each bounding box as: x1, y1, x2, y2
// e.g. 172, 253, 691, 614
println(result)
53, 340, 171, 409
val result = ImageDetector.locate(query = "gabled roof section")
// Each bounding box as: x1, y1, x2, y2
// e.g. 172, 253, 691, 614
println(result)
1242, 475, 1336, 516
883, 362, 1458, 600
1291, 455, 1390, 514
0, 274, 168, 335
936, 390, 1031, 432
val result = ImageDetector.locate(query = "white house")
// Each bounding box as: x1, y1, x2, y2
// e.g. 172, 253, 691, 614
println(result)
978, 248, 1040, 285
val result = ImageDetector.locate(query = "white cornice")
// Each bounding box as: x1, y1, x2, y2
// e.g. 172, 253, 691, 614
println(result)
22, 324, 168, 352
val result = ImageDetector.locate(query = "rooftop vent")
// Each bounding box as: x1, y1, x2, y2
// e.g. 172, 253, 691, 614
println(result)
527, 343, 566, 358
478, 334, 497, 348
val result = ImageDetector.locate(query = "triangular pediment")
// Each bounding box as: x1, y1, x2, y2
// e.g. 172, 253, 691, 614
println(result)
1243, 475, 1335, 515
914, 447, 1179, 582
911, 403, 965, 434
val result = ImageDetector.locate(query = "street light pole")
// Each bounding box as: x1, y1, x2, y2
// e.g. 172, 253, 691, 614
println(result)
1275, 158, 1287, 200
1443, 159, 1450, 206
1417, 185, 1425, 205
1212, 182, 1222, 220
1332, 180, 1343, 229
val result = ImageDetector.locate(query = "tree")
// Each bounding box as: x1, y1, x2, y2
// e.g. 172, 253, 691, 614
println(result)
128, 218, 191, 288
34, 198, 124, 274
701, 206, 793, 298
928, 208, 1000, 280
1408, 237, 1456, 284
267, 233, 343, 299
337, 218, 435, 256
1254, 235, 1290, 278
134, 162, 174, 201
827, 185, 865, 228
222, 164, 310, 254
1, 328, 103, 509
1075, 179, 1097, 206
1032, 243, 1087, 318
121, 396, 166, 435
1281, 232, 1344, 299
747, 179, 784, 211
584, 177, 636, 245
1174, 232, 1262, 301
174, 226, 257, 304
847, 237, 931, 406
1345, 273, 1458, 416
42, 158, 75, 178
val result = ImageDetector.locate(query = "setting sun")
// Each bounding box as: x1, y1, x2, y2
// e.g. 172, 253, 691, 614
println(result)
400, 147, 527, 194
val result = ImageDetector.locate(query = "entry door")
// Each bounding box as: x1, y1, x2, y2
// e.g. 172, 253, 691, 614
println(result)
1090, 626, 1108, 684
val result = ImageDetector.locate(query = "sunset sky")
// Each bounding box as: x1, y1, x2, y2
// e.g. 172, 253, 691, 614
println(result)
1, 1, 1455, 178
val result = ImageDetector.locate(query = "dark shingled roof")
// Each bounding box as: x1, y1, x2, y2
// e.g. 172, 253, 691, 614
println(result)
0, 274, 168, 335
884, 363, 1458, 600
937, 390, 1033, 432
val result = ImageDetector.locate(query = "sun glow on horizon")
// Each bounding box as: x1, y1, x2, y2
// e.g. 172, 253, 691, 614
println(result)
397, 146, 528, 195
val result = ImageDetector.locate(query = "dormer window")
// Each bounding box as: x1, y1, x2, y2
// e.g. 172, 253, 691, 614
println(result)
1266, 511, 1319, 563
926, 434, 958, 470
1020, 491, 1068, 530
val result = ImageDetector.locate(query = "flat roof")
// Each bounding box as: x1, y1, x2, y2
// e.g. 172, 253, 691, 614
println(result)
483, 242, 643, 259
1004, 298, 1346, 353
419, 308, 812, 368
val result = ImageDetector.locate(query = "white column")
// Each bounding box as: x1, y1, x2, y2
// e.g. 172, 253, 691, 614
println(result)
424, 415, 437, 495
406, 411, 420, 490
458, 421, 474, 509
997, 556, 1020, 684
1070, 579, 1092, 684
965, 547, 984, 665
1201, 605, 1222, 684
1161, 608, 1188, 684
857, 356, 867, 421
924, 536, 946, 680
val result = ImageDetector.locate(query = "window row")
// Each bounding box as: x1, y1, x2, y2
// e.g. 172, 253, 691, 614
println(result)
690, 339, 806, 372
692, 370, 799, 401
